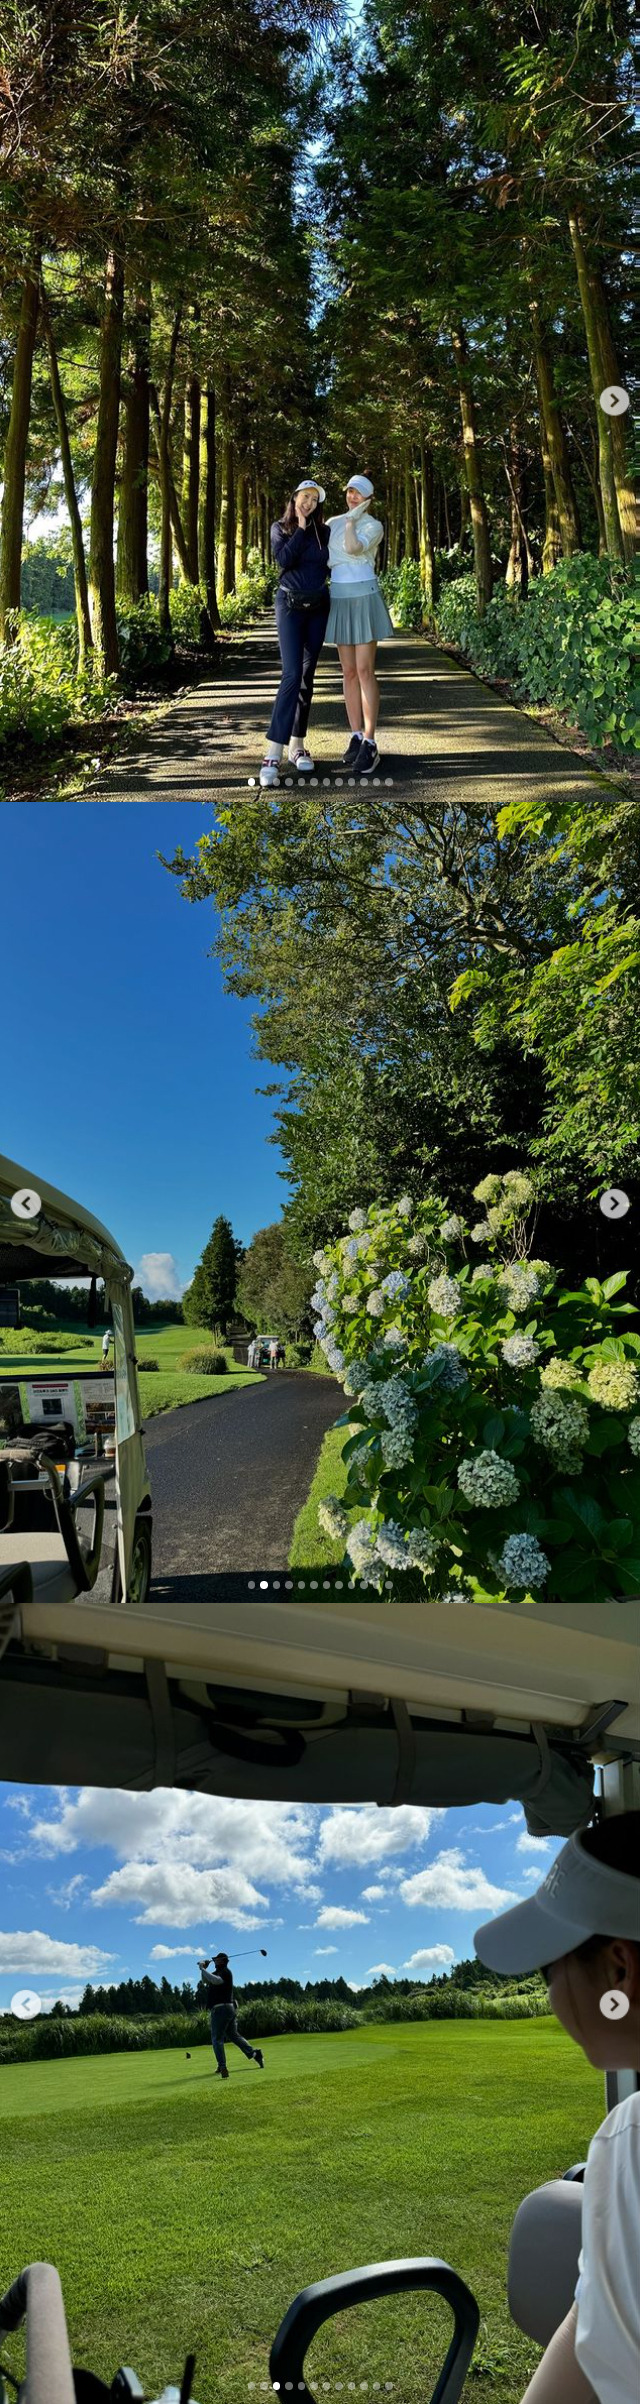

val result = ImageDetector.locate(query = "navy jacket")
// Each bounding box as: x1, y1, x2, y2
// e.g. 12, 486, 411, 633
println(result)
271, 516, 330, 599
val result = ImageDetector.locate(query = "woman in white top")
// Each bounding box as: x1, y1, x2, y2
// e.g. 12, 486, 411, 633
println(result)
325, 474, 394, 776
475, 1812, 640, 2404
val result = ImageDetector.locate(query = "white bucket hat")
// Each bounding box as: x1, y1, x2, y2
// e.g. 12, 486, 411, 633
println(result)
294, 477, 326, 503
474, 1828, 640, 1975
346, 473, 374, 499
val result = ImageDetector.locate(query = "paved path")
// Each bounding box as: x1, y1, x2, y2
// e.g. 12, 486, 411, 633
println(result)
83, 624, 614, 813
142, 1371, 342, 1594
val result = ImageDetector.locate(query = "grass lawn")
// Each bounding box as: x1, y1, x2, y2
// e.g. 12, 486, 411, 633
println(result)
289, 1419, 355, 1567
0, 2020, 602, 2402
0, 1322, 262, 1421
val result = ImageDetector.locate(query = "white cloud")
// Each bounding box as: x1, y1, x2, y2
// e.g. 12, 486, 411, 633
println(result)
91, 1862, 269, 1929
0, 1930, 115, 1979
47, 1875, 87, 1910
402, 1946, 456, 1972
4, 1795, 32, 1818
314, 1946, 339, 1956
368, 1962, 396, 1977
522, 1866, 546, 1883
315, 1907, 370, 1930
318, 1804, 441, 1870
361, 1885, 386, 1903
516, 1833, 552, 1855
149, 1945, 204, 1961
135, 1253, 185, 1302
399, 1850, 520, 1915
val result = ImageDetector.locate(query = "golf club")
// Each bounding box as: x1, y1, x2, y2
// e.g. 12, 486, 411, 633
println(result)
200, 1947, 268, 1963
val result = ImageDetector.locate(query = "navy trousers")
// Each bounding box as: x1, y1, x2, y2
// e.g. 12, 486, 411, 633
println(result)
267, 590, 329, 746
210, 2003, 257, 2071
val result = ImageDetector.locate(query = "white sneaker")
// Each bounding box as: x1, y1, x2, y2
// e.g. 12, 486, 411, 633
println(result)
259, 756, 281, 788
290, 747, 315, 773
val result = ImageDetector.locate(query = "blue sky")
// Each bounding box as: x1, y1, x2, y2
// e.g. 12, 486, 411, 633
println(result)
0, 806, 287, 1296
0, 1784, 559, 2011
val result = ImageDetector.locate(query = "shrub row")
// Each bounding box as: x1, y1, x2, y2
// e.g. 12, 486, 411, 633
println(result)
0, 1988, 547, 2066
434, 557, 638, 752
0, 1326, 84, 1355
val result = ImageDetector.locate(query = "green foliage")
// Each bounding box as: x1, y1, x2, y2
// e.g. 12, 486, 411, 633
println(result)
311, 1176, 640, 1601
21, 538, 75, 617
178, 1345, 229, 1373
183, 1214, 242, 1332
0, 614, 114, 753
236, 1220, 313, 1338
218, 557, 278, 628
380, 559, 425, 628
115, 597, 173, 686
0, 1325, 85, 1355
436, 559, 639, 752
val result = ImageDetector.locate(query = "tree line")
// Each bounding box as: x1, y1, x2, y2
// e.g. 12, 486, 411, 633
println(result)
48, 1956, 542, 2020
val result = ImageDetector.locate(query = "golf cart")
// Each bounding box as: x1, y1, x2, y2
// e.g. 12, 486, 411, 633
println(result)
0, 1154, 152, 1612
0, 1598, 638, 2400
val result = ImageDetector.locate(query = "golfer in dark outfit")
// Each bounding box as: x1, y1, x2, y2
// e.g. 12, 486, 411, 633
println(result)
198, 1951, 264, 2079
259, 478, 330, 787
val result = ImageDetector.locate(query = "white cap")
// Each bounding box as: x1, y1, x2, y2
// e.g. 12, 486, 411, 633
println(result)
346, 474, 374, 499
474, 1829, 640, 1975
294, 477, 326, 503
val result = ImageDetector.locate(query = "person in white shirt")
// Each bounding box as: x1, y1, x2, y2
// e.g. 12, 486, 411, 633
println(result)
325, 474, 394, 778
474, 1812, 640, 2404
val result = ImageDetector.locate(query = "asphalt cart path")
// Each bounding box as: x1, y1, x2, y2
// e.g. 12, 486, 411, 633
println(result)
81, 625, 614, 815
142, 1370, 343, 1591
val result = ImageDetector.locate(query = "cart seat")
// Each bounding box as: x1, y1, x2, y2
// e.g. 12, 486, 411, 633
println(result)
508, 2174, 583, 2347
0, 1534, 80, 1604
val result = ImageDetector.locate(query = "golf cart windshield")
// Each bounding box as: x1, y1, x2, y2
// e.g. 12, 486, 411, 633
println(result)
0, 1153, 147, 1597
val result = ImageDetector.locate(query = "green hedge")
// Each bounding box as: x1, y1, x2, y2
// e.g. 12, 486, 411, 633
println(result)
0, 1987, 549, 2067
434, 556, 638, 752
0, 1325, 85, 1355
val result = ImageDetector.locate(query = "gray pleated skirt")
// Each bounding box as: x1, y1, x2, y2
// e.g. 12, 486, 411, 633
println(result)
326, 580, 395, 646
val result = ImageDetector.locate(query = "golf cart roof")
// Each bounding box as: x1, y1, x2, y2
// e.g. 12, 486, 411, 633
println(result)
1, 1597, 638, 1832
0, 1154, 131, 1286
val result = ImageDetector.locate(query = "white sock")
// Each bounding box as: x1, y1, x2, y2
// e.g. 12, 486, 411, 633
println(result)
265, 743, 282, 760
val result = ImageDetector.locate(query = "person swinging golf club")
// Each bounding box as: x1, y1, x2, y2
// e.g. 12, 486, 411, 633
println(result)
197, 1950, 264, 2080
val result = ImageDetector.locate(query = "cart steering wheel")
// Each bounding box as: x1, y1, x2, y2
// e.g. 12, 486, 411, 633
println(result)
269, 2256, 480, 2404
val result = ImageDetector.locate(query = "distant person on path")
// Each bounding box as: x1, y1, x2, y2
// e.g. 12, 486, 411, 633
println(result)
268, 1338, 279, 1372
259, 480, 330, 789
198, 1952, 264, 2080
474, 1814, 640, 2404
101, 1328, 112, 1365
325, 475, 394, 778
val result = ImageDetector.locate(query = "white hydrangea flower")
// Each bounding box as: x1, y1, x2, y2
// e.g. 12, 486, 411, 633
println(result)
375, 1520, 410, 1568
471, 1263, 492, 1283
530, 1390, 589, 1470
406, 1528, 439, 1573
348, 1208, 367, 1232
441, 1215, 462, 1241
539, 1357, 583, 1391
343, 1359, 371, 1396
470, 1222, 490, 1244
381, 1427, 414, 1469
473, 1175, 502, 1205
343, 1296, 359, 1315
428, 1274, 461, 1319
587, 1359, 640, 1412
498, 1533, 550, 1590
327, 1273, 340, 1299
501, 1334, 540, 1370
366, 1290, 385, 1317
441, 1591, 470, 1605
345, 1520, 386, 1591
312, 1249, 329, 1273
397, 1195, 413, 1218
360, 1382, 382, 1416
322, 1340, 345, 1375
502, 1172, 534, 1207
407, 1231, 429, 1258
457, 1450, 520, 1507
346, 1438, 374, 1483
422, 1342, 468, 1394
382, 1323, 405, 1348
499, 1263, 541, 1314
318, 1497, 349, 1542
628, 1418, 640, 1457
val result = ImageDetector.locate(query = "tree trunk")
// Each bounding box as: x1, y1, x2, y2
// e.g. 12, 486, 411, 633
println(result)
40, 278, 93, 666
404, 452, 414, 560
458, 474, 470, 547
541, 450, 563, 574
504, 429, 533, 593
568, 210, 623, 565
217, 431, 235, 601
419, 434, 438, 617
116, 286, 150, 602
442, 482, 451, 548
0, 257, 41, 643
528, 274, 582, 557
199, 388, 220, 632
580, 245, 634, 561
235, 462, 248, 582
451, 325, 492, 612
181, 374, 201, 581
89, 248, 125, 673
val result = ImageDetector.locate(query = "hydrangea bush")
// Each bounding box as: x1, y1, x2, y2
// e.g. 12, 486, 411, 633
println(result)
311, 1173, 640, 1601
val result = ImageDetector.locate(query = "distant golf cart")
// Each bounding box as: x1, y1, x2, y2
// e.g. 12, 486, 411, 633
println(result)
0, 1599, 638, 2400
0, 1153, 152, 1611
248, 1335, 286, 1368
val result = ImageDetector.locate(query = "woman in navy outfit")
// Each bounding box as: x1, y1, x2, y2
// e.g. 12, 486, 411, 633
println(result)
259, 478, 330, 787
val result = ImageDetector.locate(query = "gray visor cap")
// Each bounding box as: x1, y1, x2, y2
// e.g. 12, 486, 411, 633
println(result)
474, 1829, 640, 1975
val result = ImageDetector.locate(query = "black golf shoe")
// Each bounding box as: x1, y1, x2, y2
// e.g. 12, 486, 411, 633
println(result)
356, 739, 380, 776
342, 733, 363, 768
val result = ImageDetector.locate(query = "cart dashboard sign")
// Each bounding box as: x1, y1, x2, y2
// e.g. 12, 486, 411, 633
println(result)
17, 1377, 116, 1438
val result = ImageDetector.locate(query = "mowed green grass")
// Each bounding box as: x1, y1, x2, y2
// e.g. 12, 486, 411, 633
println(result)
289, 1420, 352, 1566
0, 1322, 262, 1420
0, 2020, 602, 2401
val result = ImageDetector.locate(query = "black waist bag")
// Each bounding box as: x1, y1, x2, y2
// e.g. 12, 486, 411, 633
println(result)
281, 585, 329, 611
